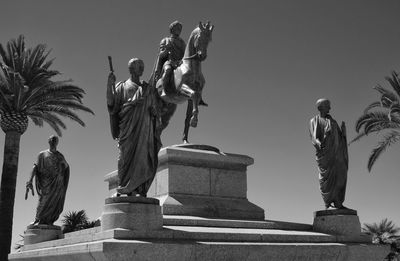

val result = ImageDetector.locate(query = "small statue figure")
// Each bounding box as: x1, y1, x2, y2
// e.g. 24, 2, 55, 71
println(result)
107, 58, 161, 197
309, 99, 349, 209
25, 135, 70, 225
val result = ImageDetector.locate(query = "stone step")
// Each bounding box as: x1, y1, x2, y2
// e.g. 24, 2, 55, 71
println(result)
10, 239, 388, 261
163, 215, 313, 231
23, 225, 371, 252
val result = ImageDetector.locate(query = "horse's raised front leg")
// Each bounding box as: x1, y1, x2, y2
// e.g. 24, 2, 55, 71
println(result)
183, 100, 193, 143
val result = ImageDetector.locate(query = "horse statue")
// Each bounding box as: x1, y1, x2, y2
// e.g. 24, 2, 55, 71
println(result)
152, 21, 214, 143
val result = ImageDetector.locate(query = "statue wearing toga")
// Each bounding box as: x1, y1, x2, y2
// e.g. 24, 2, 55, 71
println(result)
107, 58, 161, 197
309, 99, 349, 209
25, 135, 69, 225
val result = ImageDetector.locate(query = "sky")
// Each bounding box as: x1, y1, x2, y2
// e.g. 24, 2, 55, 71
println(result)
1, 0, 400, 250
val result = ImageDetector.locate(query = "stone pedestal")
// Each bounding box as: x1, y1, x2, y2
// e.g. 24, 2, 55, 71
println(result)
101, 196, 163, 231
151, 145, 264, 220
24, 224, 62, 245
313, 209, 362, 235
104, 145, 265, 220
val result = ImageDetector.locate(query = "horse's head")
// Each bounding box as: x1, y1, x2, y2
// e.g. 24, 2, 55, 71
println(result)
193, 21, 214, 61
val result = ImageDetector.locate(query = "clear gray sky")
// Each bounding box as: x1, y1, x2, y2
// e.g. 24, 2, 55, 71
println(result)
1, 0, 400, 249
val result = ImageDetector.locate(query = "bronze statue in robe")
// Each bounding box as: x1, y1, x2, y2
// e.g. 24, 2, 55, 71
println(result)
107, 58, 161, 197
25, 136, 69, 225
309, 99, 349, 209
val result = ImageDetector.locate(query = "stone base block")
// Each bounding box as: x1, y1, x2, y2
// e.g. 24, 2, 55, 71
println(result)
313, 209, 362, 235
101, 196, 163, 231
24, 224, 62, 245
159, 194, 265, 220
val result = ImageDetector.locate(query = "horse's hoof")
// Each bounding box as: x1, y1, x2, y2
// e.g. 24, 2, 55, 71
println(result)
190, 116, 198, 127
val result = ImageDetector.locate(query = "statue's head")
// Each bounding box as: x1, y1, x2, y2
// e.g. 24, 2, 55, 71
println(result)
128, 58, 144, 77
48, 135, 59, 148
316, 98, 331, 113
169, 21, 182, 36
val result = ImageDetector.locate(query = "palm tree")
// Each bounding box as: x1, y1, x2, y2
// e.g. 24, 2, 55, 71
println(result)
363, 218, 400, 245
61, 210, 97, 233
0, 35, 93, 260
351, 71, 400, 172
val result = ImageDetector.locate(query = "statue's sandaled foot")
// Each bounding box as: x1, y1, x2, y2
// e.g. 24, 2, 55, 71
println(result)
190, 114, 198, 127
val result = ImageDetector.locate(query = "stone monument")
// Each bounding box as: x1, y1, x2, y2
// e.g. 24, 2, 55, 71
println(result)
24, 135, 69, 244
8, 23, 389, 261
309, 98, 361, 235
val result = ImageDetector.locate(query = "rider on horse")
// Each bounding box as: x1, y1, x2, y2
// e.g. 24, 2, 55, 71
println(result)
155, 21, 207, 106
155, 21, 186, 96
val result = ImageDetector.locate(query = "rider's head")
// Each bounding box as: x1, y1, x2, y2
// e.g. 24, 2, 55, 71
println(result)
128, 58, 144, 77
169, 21, 182, 36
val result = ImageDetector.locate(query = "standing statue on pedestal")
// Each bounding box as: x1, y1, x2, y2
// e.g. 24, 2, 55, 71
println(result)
309, 99, 349, 209
25, 135, 70, 225
107, 58, 161, 197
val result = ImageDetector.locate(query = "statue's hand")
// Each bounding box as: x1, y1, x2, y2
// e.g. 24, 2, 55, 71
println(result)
108, 72, 116, 86
25, 181, 34, 199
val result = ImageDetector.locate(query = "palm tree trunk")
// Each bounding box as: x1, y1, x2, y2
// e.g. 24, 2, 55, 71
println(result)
0, 131, 22, 261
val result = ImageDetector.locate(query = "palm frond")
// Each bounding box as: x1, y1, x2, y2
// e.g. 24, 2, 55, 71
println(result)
27, 105, 86, 126
388, 104, 400, 121
29, 100, 94, 114
385, 71, 400, 98
368, 130, 400, 172
349, 132, 367, 145
373, 85, 399, 107
363, 101, 384, 114
355, 111, 400, 134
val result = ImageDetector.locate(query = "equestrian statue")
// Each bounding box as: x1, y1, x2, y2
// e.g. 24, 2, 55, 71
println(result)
150, 21, 214, 143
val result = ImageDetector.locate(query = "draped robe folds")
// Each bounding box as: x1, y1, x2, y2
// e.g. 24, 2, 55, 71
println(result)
34, 150, 69, 225
108, 79, 161, 195
309, 115, 349, 208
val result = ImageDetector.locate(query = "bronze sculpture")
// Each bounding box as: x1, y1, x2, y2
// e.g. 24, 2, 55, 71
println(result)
107, 58, 161, 197
309, 99, 349, 209
152, 21, 214, 143
25, 136, 70, 225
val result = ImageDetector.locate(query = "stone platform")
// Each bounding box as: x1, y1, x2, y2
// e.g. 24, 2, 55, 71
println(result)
11, 145, 388, 260
10, 215, 388, 261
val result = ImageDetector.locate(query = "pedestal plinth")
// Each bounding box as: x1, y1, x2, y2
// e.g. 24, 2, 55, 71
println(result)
24, 224, 62, 245
101, 196, 163, 231
104, 145, 265, 220
151, 145, 264, 220
313, 209, 362, 235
